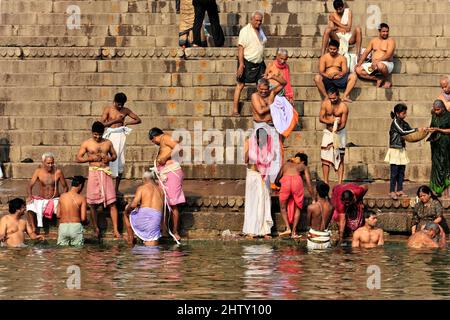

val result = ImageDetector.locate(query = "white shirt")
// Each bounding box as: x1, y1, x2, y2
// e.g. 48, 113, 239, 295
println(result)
238, 23, 266, 64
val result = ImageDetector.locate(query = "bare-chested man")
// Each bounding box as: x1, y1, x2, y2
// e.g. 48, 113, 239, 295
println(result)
314, 39, 357, 103
264, 48, 294, 104
356, 23, 396, 88
306, 181, 334, 249
352, 210, 384, 248
408, 222, 446, 249
27, 152, 68, 232
76, 121, 121, 240
124, 171, 164, 246
0, 198, 44, 247
56, 176, 87, 246
149, 128, 185, 242
321, 0, 362, 59
438, 76, 450, 111
319, 86, 349, 184
101, 92, 141, 194
275, 153, 313, 239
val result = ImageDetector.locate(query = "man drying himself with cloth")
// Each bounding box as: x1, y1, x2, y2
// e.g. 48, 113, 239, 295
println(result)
0, 198, 44, 248
275, 153, 314, 239
437, 76, 450, 111
319, 86, 349, 185
148, 127, 185, 242
76, 121, 121, 240
101, 92, 141, 194
314, 39, 357, 103
356, 23, 396, 88
56, 176, 87, 246
306, 181, 334, 250
264, 48, 294, 104
27, 152, 68, 232
352, 210, 384, 249
123, 171, 164, 246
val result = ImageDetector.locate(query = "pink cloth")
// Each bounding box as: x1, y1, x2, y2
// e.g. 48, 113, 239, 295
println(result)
279, 175, 304, 224
86, 169, 116, 206
248, 130, 274, 181
274, 60, 294, 100
32, 196, 55, 220
157, 163, 186, 206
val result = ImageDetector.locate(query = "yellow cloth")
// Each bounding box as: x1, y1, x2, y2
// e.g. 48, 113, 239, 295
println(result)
384, 148, 410, 165
89, 166, 112, 175
238, 24, 266, 64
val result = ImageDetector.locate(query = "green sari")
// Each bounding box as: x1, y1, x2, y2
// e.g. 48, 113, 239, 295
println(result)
429, 109, 450, 194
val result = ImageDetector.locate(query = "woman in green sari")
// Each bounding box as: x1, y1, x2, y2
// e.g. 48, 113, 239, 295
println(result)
428, 100, 450, 197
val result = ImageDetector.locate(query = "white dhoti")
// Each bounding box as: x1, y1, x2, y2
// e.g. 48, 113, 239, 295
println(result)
321, 128, 346, 171
307, 228, 331, 250
103, 126, 132, 178
26, 197, 59, 227
243, 169, 273, 236
253, 121, 282, 185
362, 61, 394, 75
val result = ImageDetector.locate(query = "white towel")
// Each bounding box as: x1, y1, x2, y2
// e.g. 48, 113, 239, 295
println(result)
103, 126, 132, 177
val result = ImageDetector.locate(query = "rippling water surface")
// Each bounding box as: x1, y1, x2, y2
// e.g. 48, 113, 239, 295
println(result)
0, 240, 448, 299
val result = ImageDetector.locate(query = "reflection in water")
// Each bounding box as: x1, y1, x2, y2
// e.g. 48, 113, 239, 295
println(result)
0, 241, 448, 299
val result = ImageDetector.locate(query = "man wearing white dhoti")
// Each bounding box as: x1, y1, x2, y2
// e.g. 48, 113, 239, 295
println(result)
101, 92, 141, 194
319, 87, 349, 185
242, 128, 274, 239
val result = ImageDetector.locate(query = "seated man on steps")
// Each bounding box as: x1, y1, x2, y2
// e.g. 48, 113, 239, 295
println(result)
314, 39, 357, 103
355, 23, 396, 88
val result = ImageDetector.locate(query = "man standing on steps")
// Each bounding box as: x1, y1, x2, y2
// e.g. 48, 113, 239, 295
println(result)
101, 92, 141, 195
319, 86, 349, 185
314, 39, 357, 103
355, 23, 396, 88
76, 121, 121, 240
192, 0, 224, 47
27, 152, 69, 233
437, 76, 450, 111
232, 10, 267, 116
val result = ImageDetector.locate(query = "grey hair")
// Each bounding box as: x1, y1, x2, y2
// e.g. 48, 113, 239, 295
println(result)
143, 171, 157, 181
257, 78, 270, 87
252, 10, 264, 18
433, 99, 446, 110
41, 152, 55, 162
424, 222, 440, 234
276, 48, 288, 56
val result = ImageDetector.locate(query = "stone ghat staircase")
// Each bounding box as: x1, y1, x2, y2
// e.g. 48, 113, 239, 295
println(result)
0, 0, 449, 182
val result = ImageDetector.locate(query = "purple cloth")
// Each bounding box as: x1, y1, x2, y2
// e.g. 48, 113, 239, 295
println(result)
130, 207, 162, 242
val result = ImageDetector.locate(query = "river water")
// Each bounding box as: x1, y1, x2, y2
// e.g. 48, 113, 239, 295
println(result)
0, 239, 448, 299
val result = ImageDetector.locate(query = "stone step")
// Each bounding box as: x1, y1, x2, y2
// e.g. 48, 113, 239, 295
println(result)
2, 162, 433, 181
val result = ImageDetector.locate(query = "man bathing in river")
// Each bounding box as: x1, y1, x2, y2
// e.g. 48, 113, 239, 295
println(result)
352, 210, 384, 248
76, 121, 121, 240
27, 152, 68, 232
56, 176, 87, 246
0, 198, 44, 247
408, 222, 446, 249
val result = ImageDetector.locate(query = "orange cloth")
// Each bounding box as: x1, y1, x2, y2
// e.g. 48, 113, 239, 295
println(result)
279, 175, 304, 224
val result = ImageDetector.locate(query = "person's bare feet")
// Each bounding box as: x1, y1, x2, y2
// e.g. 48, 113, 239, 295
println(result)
389, 192, 398, 200
343, 96, 353, 103
231, 112, 240, 117
383, 81, 392, 88
245, 234, 255, 240
291, 233, 301, 240
113, 231, 122, 240
279, 229, 291, 237
396, 191, 408, 198
376, 79, 384, 87
173, 233, 181, 241
264, 235, 272, 240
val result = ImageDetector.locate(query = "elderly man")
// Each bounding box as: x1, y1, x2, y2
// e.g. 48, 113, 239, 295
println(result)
352, 210, 384, 248
56, 176, 87, 246
101, 92, 141, 194
408, 222, 446, 249
331, 183, 369, 244
232, 10, 267, 116
314, 39, 357, 103
76, 121, 120, 240
321, 0, 362, 59
319, 86, 349, 184
438, 76, 450, 111
264, 48, 294, 104
356, 23, 396, 88
0, 198, 44, 247
123, 171, 164, 246
148, 127, 185, 242
27, 152, 68, 232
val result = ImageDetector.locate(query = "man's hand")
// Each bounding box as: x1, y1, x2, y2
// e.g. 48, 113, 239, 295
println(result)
101, 155, 110, 165
236, 64, 245, 77
89, 154, 102, 162
35, 235, 45, 241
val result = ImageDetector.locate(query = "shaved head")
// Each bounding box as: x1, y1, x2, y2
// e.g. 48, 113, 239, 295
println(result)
440, 76, 450, 95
